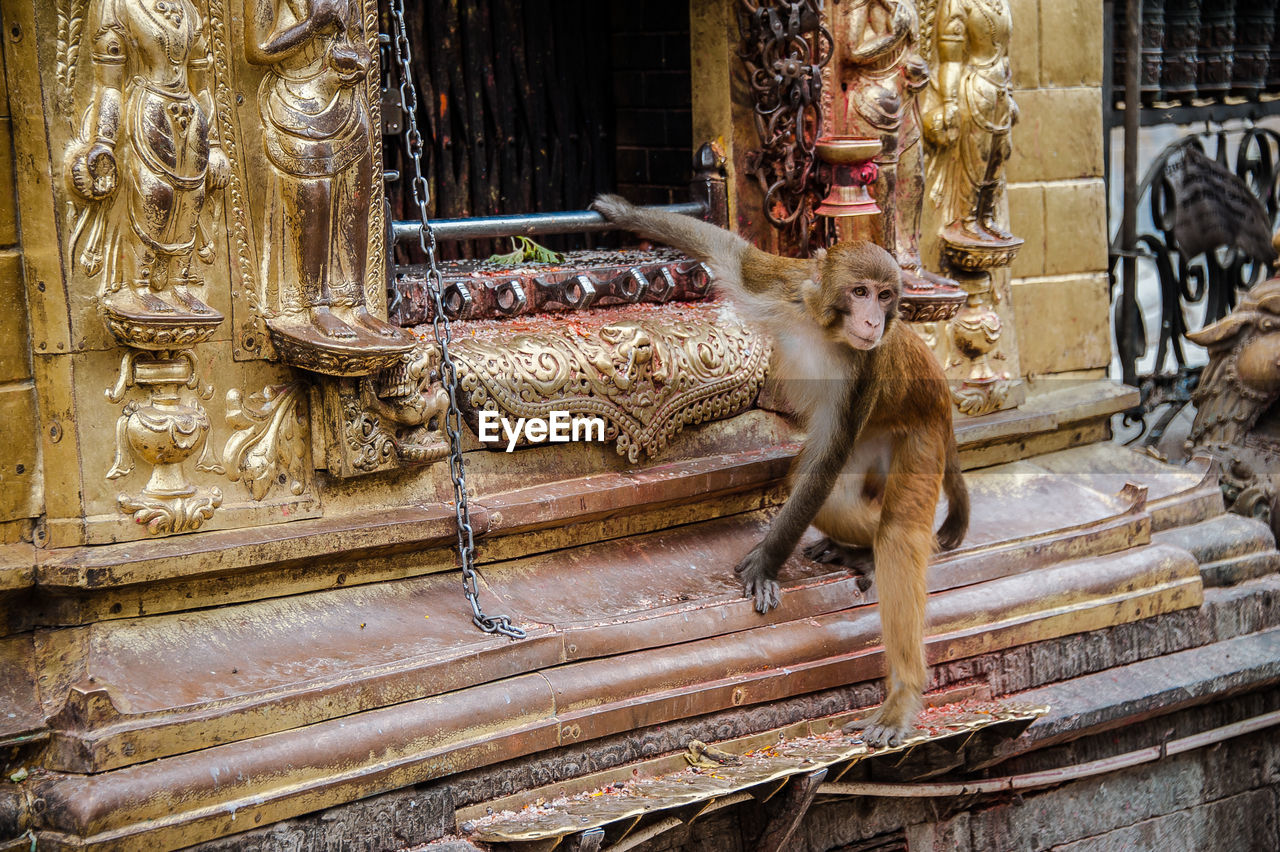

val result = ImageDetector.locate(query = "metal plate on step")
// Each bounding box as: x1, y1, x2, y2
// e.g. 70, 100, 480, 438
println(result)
462, 700, 1047, 846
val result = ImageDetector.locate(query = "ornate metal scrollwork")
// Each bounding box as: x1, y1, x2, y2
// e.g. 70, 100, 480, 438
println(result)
737, 0, 833, 252
443, 304, 771, 463
223, 382, 311, 501
1112, 127, 1280, 448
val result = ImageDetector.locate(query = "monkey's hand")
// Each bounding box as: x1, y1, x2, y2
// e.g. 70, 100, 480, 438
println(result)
589, 193, 640, 227
734, 544, 782, 613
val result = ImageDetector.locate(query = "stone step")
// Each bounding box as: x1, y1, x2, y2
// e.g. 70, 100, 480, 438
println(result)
38, 465, 1156, 775
25, 541, 1201, 851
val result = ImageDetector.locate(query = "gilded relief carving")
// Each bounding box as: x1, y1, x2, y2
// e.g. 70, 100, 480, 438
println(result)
917, 0, 1022, 415
106, 349, 223, 534
311, 348, 451, 477
365, 349, 450, 465
56, 0, 90, 108
243, 0, 411, 375
833, 0, 954, 292
446, 308, 771, 463
1187, 278, 1280, 535
223, 382, 311, 501
920, 0, 1020, 249
66, 0, 228, 339
60, 0, 234, 535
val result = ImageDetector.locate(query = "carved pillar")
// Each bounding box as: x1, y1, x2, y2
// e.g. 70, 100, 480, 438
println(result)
917, 0, 1025, 416
64, 0, 230, 534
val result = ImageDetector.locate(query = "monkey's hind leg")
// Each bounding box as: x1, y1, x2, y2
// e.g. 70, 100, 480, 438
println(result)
843, 450, 942, 747
809, 473, 880, 589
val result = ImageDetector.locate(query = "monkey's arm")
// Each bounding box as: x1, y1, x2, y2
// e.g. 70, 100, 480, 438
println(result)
738, 383, 872, 611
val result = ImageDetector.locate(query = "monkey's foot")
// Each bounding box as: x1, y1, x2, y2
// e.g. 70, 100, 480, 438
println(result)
734, 545, 781, 613
803, 538, 873, 592
803, 536, 866, 567
843, 709, 918, 748
936, 521, 966, 552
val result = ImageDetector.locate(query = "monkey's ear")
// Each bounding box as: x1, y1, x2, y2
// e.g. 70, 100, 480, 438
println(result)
800, 277, 821, 300
800, 278, 837, 327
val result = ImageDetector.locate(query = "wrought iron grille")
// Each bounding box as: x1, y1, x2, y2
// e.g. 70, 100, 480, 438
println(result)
1110, 125, 1280, 448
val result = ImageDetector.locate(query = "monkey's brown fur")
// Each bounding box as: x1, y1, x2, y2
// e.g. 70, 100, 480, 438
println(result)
592, 195, 970, 746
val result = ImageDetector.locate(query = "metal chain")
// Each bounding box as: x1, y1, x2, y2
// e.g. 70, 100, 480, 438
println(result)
387, 0, 525, 640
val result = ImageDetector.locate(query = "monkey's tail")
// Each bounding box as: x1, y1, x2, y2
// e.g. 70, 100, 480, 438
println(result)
590, 193, 748, 271
936, 440, 969, 550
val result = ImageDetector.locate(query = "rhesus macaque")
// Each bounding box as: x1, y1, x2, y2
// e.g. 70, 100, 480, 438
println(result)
591, 195, 969, 746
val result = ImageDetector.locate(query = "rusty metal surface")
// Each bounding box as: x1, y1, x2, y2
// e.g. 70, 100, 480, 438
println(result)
390, 250, 714, 326
22, 537, 1199, 850
462, 700, 1047, 846
37, 463, 1159, 774
0, 635, 41, 749
35, 459, 1164, 775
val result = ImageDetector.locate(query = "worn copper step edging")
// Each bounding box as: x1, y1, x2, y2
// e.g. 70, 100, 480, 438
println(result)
40, 476, 1154, 774
29, 446, 796, 622
24, 542, 1202, 851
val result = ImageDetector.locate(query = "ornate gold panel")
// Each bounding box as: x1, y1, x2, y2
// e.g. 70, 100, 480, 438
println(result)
208, 0, 412, 374
445, 303, 772, 464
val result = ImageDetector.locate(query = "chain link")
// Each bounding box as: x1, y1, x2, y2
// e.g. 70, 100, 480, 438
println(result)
387, 0, 525, 640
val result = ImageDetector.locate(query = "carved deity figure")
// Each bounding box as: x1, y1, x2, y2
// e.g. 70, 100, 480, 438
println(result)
245, 0, 400, 344
920, 0, 1019, 245
834, 0, 949, 289
68, 0, 227, 320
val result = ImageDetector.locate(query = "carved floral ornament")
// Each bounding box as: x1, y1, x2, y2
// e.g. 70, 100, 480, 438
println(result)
437, 304, 772, 464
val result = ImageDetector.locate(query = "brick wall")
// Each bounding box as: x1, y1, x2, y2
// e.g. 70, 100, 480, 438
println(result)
1005, 0, 1113, 388
611, 1, 694, 205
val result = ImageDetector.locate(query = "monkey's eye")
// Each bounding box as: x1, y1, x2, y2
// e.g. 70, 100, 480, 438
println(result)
878, 290, 893, 301
852, 285, 869, 298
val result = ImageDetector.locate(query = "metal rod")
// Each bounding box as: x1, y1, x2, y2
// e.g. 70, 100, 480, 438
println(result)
819, 708, 1280, 799
391, 202, 707, 244
1119, 0, 1142, 387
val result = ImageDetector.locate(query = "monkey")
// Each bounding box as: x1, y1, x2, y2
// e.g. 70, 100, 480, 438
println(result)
590, 194, 969, 747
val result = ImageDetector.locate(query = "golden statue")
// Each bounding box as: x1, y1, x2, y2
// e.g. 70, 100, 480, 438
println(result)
834, 0, 950, 290
67, 0, 227, 324
920, 0, 1019, 246
245, 0, 405, 349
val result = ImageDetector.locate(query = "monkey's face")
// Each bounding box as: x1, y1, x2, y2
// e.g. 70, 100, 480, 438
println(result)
813, 242, 902, 351
836, 279, 898, 350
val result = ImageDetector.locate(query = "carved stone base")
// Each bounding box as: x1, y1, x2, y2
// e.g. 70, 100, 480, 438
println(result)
100, 290, 224, 351
118, 487, 223, 536
268, 316, 414, 378
939, 222, 1024, 272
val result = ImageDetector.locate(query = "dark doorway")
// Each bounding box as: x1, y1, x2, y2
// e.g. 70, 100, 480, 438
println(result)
385, 0, 693, 258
